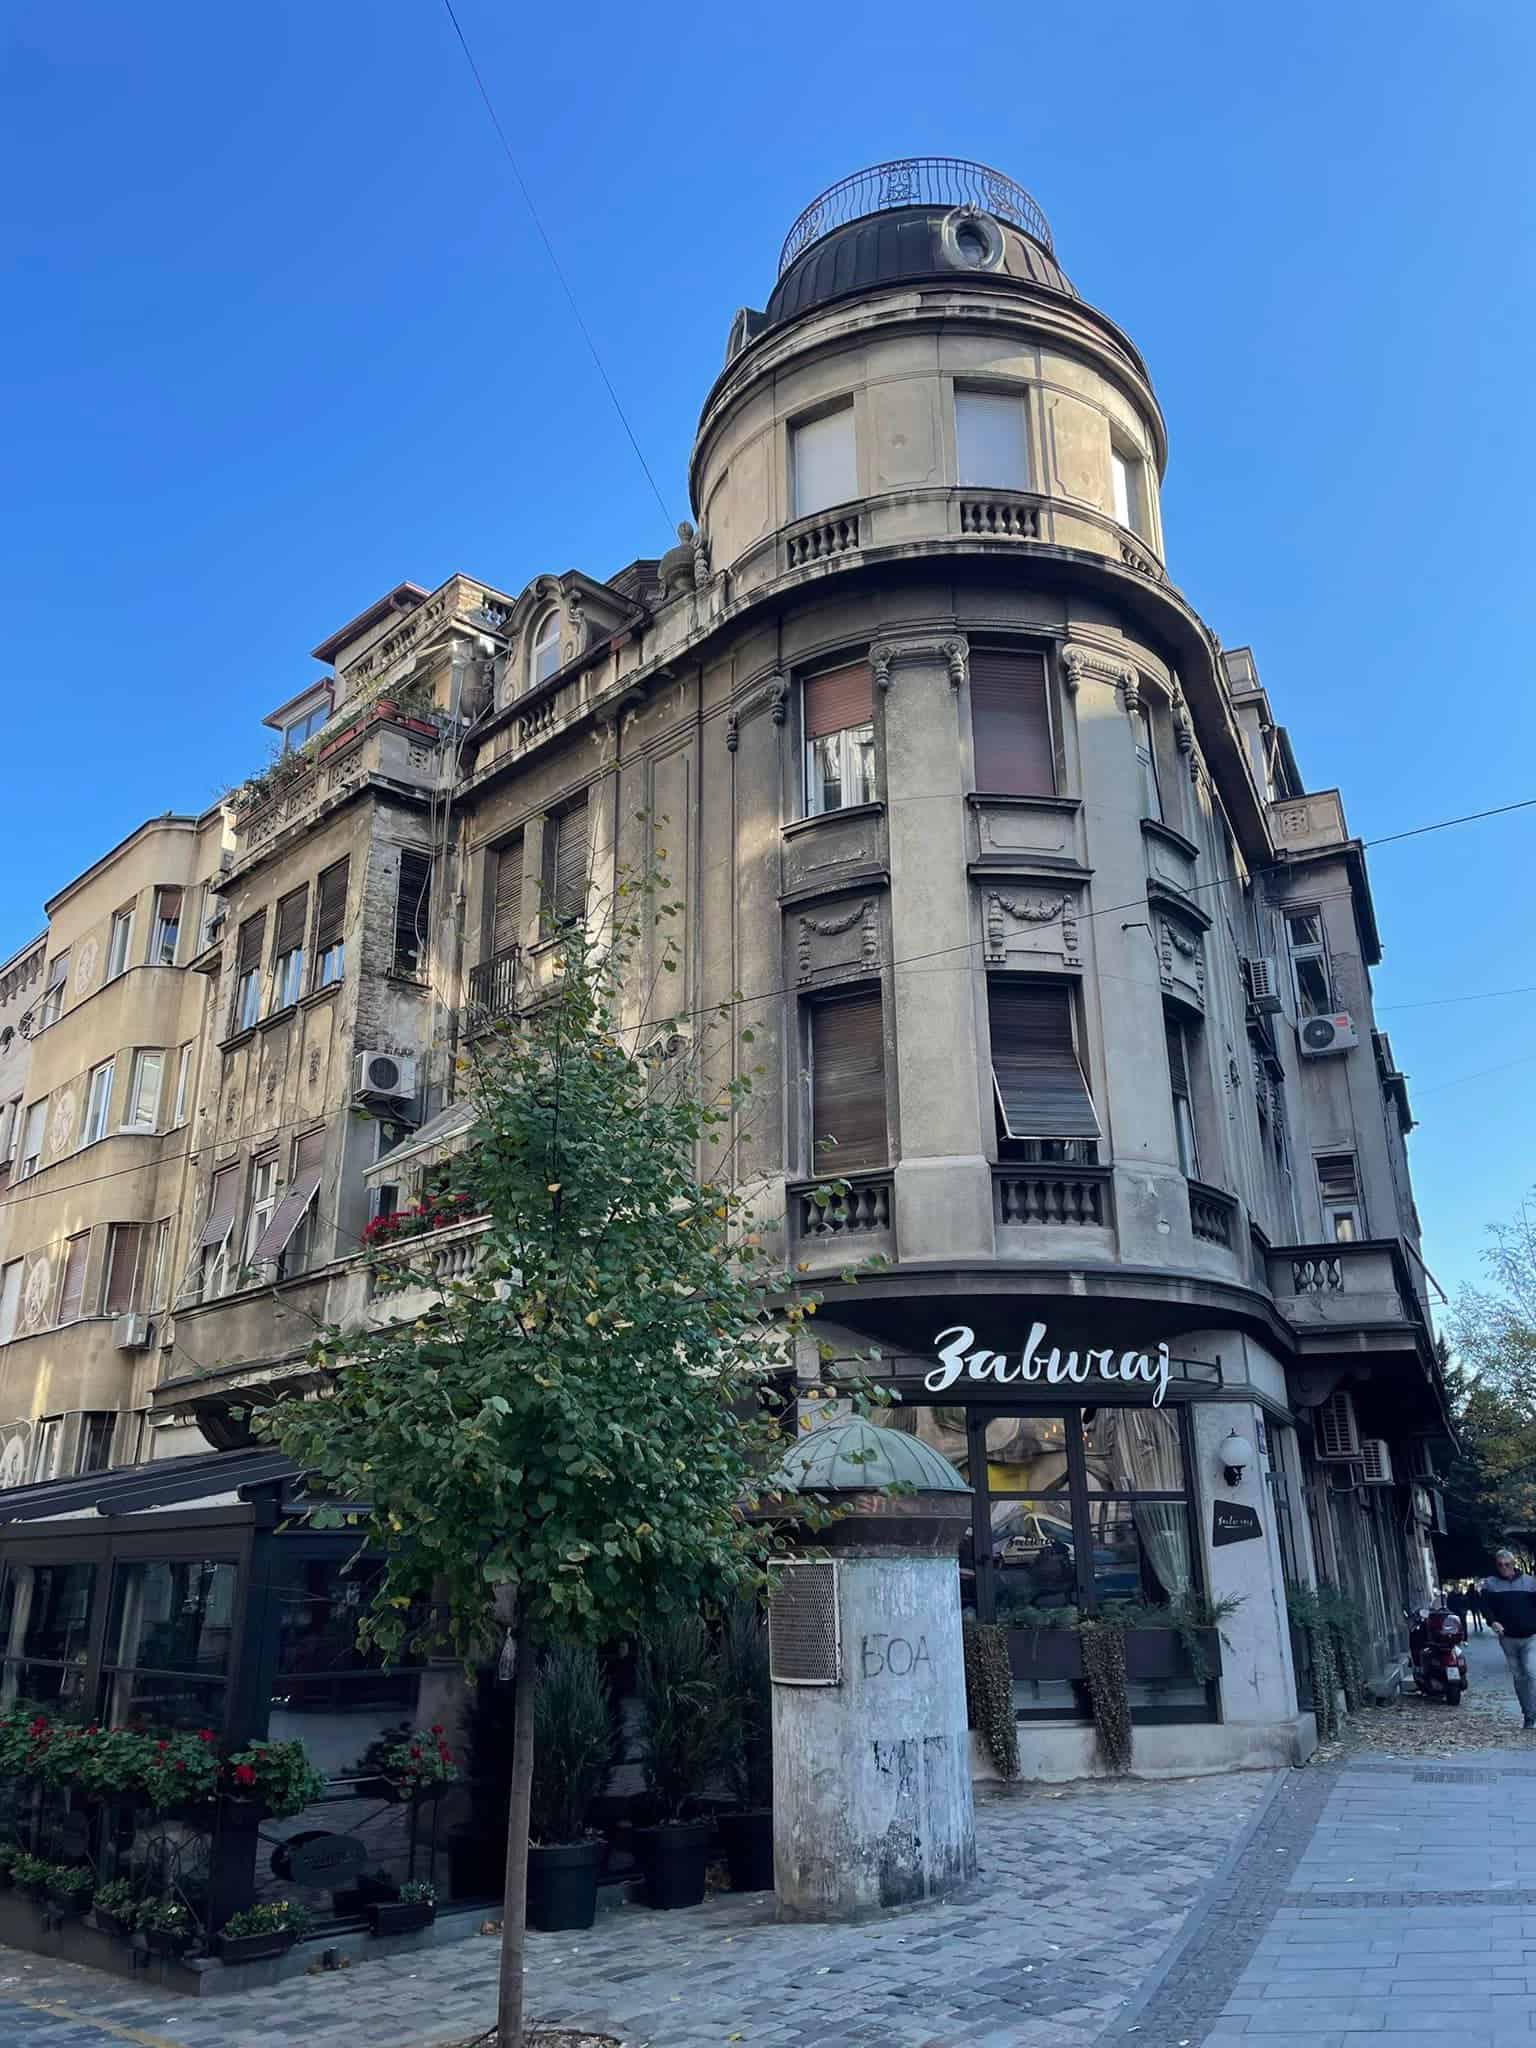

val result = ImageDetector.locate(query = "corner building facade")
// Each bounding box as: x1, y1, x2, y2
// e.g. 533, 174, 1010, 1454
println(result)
450, 161, 1447, 1774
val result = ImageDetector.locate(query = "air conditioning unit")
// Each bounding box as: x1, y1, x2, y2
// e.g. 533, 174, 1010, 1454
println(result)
1299, 1012, 1359, 1056
1360, 1437, 1394, 1485
1243, 955, 1284, 1015
353, 1051, 418, 1104
113, 1313, 152, 1351
1317, 1387, 1362, 1460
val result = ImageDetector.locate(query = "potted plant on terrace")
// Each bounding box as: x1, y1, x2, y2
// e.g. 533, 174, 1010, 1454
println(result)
368, 1877, 436, 1936
376, 1724, 459, 1801
139, 1730, 221, 1814
11, 1851, 53, 1902
73, 1726, 157, 1806
223, 1739, 327, 1820
717, 1601, 774, 1893
43, 1861, 94, 1925
92, 1877, 139, 1938
136, 1893, 196, 1958
527, 1644, 616, 1932
634, 1614, 727, 1911
217, 1897, 310, 1964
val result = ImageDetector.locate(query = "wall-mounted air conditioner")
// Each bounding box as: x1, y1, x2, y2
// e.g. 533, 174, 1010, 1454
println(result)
1244, 956, 1284, 1015
1299, 1012, 1359, 1057
1360, 1438, 1394, 1485
1317, 1387, 1362, 1459
113, 1313, 152, 1351
353, 1052, 418, 1105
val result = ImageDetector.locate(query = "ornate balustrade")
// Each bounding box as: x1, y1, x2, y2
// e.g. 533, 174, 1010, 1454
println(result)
784, 511, 862, 571
789, 1172, 893, 1241
992, 1166, 1111, 1228
1187, 1180, 1237, 1249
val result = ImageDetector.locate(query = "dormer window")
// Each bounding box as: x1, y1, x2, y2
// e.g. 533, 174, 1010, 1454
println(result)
281, 702, 329, 752
530, 609, 562, 690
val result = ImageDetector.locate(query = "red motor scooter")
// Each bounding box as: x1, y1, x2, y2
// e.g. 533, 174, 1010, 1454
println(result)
1405, 1603, 1468, 1704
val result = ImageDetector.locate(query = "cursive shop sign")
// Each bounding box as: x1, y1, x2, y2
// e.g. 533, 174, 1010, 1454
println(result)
926, 1324, 1172, 1406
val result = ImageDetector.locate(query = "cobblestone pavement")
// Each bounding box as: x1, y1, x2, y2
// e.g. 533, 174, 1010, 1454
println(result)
1105, 1633, 1536, 2047
0, 1770, 1269, 2048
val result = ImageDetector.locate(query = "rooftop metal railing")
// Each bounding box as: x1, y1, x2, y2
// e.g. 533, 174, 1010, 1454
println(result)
778, 158, 1053, 277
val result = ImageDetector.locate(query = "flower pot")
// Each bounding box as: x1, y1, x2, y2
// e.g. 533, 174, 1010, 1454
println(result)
718, 1809, 774, 1894
93, 1908, 135, 1939
144, 1928, 193, 1958
527, 1839, 605, 1932
217, 1928, 297, 1964
367, 1899, 435, 1935
219, 1796, 270, 1828
636, 1820, 713, 1911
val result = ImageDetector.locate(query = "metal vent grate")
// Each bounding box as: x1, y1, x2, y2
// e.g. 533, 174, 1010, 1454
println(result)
1414, 1768, 1502, 1784
768, 1561, 841, 1686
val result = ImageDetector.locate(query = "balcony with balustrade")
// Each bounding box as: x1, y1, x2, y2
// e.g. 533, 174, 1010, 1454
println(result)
1267, 1238, 1427, 1354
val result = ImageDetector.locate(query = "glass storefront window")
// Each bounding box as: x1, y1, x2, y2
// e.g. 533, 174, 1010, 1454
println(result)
1081, 1498, 1193, 1608
101, 1558, 236, 1730
988, 1498, 1079, 1618
0, 1561, 96, 1708
266, 1556, 422, 1780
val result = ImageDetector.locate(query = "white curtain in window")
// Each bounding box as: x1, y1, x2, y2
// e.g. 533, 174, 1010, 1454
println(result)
1097, 1408, 1192, 1601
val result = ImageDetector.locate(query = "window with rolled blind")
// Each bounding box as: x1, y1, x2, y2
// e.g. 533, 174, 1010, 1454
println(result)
549, 801, 589, 927
272, 886, 308, 1008
803, 663, 876, 817
490, 838, 523, 954
313, 860, 349, 987
232, 910, 266, 1031
970, 650, 1056, 797
394, 851, 432, 977
57, 1233, 90, 1324
252, 1126, 328, 1268
988, 980, 1099, 1151
104, 1224, 142, 1315
809, 991, 887, 1172
1164, 1009, 1201, 1180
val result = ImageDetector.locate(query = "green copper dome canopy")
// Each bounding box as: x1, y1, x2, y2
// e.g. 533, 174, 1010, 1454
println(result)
771, 1419, 971, 1495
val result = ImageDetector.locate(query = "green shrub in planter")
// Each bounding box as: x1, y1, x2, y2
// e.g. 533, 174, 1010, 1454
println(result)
139, 1730, 221, 1811
136, 1893, 197, 1955
11, 1851, 52, 1899
718, 1602, 775, 1893
92, 1877, 140, 1936
376, 1725, 460, 1797
636, 1614, 727, 1824
221, 1899, 311, 1939
223, 1740, 327, 1818
962, 1620, 1020, 1780
530, 1645, 615, 1846
46, 1863, 94, 1915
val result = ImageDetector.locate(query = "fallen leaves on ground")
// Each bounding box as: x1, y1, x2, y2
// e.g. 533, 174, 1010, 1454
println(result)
1318, 1675, 1536, 1760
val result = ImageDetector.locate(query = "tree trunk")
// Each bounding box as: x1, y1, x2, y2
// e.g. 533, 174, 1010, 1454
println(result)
497, 1622, 536, 2048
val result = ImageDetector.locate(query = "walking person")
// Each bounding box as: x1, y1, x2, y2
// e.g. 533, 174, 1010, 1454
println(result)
1478, 1549, 1536, 1728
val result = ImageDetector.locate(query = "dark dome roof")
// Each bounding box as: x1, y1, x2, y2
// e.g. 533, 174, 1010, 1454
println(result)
767, 206, 1076, 328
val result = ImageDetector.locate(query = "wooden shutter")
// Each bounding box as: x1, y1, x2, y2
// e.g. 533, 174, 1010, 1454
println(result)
1164, 1014, 1190, 1099
1317, 1153, 1359, 1201
293, 1127, 326, 1181
969, 650, 1055, 797
235, 911, 266, 974
314, 860, 349, 952
58, 1234, 89, 1324
104, 1225, 142, 1314
988, 981, 1099, 1140
197, 1167, 239, 1250
810, 992, 887, 1172
273, 886, 308, 959
394, 851, 432, 973
804, 663, 873, 739
491, 839, 523, 953
552, 802, 589, 924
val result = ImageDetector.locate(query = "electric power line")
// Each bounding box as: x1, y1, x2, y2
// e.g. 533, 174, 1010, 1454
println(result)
437, 0, 676, 534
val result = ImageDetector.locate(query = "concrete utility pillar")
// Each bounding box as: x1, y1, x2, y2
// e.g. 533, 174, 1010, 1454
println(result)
766, 1421, 976, 1921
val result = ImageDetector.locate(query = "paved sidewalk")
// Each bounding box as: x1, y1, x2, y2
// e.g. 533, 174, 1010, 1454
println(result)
0, 1770, 1268, 2048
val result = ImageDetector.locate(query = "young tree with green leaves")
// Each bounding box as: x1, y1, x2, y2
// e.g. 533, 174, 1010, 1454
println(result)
253, 865, 876, 2048
1442, 1198, 1536, 1570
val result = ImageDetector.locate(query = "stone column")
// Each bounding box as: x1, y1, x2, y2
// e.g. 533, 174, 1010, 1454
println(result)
767, 1421, 976, 1921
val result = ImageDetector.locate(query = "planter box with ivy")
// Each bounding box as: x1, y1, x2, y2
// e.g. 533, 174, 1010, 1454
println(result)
367, 1881, 436, 1935
216, 1899, 310, 1963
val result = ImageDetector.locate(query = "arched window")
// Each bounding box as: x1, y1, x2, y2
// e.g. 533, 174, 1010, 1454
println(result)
529, 609, 561, 690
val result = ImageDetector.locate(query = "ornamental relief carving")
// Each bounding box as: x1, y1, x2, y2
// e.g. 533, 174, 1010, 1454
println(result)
725, 673, 788, 752
796, 898, 880, 982
1159, 917, 1206, 1004
869, 635, 968, 692
1061, 642, 1139, 713
983, 890, 1082, 968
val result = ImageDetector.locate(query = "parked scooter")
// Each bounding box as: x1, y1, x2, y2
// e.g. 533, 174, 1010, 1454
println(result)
1405, 1602, 1468, 1704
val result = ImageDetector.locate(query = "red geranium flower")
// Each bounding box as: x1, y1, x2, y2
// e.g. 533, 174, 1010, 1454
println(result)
234, 1763, 256, 1787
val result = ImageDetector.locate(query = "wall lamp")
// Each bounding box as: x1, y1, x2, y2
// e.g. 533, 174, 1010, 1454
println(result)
1219, 1431, 1254, 1487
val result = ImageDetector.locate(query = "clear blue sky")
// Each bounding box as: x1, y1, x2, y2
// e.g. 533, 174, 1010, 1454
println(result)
2, 0, 1532, 1301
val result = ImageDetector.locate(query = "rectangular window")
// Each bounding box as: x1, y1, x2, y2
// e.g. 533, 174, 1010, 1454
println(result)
271, 885, 307, 1010
282, 701, 329, 751
104, 1224, 143, 1315
197, 1166, 239, 1299
31, 1419, 64, 1484
490, 838, 524, 956
244, 1156, 279, 1271
1164, 1010, 1201, 1180
808, 990, 887, 1173
1111, 446, 1145, 536
955, 389, 1029, 490
252, 1127, 326, 1274
75, 1413, 115, 1476
0, 1260, 22, 1343
103, 1558, 236, 1730
1317, 1153, 1364, 1242
233, 909, 266, 1030
125, 1049, 164, 1132
394, 850, 432, 977
988, 980, 1100, 1158
150, 887, 182, 966
803, 663, 876, 817
82, 1059, 115, 1146
0, 1559, 96, 1704
144, 1218, 170, 1312
970, 649, 1055, 797
57, 1234, 90, 1325
549, 801, 590, 929
38, 953, 68, 1031
172, 1043, 193, 1125
18, 1100, 46, 1179
106, 905, 135, 981
1285, 907, 1335, 1018
1134, 704, 1163, 822
791, 405, 857, 520
313, 860, 349, 987
0, 1096, 18, 1169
